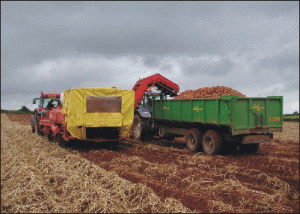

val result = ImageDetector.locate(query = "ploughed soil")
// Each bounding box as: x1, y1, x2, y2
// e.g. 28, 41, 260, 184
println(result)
5, 113, 33, 125
6, 113, 299, 213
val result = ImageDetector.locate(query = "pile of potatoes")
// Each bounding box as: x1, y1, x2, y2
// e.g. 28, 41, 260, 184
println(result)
174, 86, 246, 99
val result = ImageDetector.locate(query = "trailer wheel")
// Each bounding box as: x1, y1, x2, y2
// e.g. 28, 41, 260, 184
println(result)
239, 144, 260, 154
202, 130, 223, 155
186, 129, 202, 152
133, 114, 147, 141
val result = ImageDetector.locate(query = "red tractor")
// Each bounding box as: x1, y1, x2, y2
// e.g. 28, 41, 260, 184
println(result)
31, 92, 63, 139
131, 73, 180, 140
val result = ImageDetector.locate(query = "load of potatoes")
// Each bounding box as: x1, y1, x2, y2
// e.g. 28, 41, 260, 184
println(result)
173, 86, 246, 99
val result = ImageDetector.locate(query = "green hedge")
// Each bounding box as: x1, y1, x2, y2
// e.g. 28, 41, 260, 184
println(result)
283, 115, 299, 122
1, 109, 34, 114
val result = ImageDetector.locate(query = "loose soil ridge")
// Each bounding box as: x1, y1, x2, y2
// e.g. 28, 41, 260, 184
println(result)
1, 114, 191, 213
2, 113, 299, 213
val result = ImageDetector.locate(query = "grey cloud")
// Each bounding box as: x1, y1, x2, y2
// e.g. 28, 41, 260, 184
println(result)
160, 64, 173, 72
257, 53, 299, 70
143, 55, 160, 68
254, 2, 299, 14
1, 61, 113, 97
2, 1, 224, 61
226, 2, 299, 16
283, 79, 299, 93
1, 2, 298, 114
183, 58, 234, 76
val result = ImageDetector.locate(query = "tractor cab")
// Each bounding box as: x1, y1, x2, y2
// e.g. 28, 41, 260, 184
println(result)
139, 92, 167, 114
33, 91, 61, 117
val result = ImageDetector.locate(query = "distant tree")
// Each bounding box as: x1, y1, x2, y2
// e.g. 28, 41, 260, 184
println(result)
20, 105, 31, 113
293, 111, 298, 115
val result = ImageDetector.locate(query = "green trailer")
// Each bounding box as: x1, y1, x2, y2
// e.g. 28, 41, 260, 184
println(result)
147, 95, 283, 155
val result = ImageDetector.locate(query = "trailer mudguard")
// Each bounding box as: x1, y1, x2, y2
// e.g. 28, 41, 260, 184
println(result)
136, 109, 151, 119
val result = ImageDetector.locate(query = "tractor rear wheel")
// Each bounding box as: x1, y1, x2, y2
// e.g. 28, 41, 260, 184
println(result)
202, 130, 223, 155
34, 113, 41, 135
133, 114, 147, 141
31, 116, 35, 133
35, 120, 40, 135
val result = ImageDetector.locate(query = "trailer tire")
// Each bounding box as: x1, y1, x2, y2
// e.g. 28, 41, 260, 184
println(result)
239, 143, 260, 154
202, 130, 223, 155
186, 128, 202, 152
133, 114, 147, 141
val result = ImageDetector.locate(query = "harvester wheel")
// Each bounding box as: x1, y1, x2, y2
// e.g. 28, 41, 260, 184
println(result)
133, 114, 147, 141
186, 128, 202, 152
239, 144, 260, 154
48, 131, 54, 142
54, 134, 64, 146
202, 130, 223, 155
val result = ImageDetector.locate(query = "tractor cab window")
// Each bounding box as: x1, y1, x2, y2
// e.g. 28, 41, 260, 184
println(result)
143, 94, 166, 105
39, 98, 60, 108
142, 93, 166, 112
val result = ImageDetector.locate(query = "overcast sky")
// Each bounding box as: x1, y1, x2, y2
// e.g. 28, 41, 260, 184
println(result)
1, 1, 299, 114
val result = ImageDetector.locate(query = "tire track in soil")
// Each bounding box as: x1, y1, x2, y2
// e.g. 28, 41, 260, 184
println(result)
76, 138, 299, 212
5, 114, 299, 212
68, 140, 211, 212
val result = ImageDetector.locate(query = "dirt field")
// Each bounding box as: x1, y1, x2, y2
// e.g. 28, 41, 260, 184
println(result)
3, 113, 33, 125
2, 113, 299, 213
